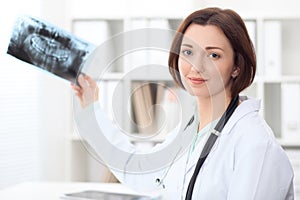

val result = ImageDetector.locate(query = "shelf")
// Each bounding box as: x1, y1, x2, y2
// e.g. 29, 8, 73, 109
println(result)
72, 129, 300, 149
70, 130, 165, 145
127, 71, 173, 81
281, 19, 300, 76
98, 72, 124, 81
260, 76, 300, 83
66, 11, 300, 185
68, 15, 300, 142
277, 138, 300, 148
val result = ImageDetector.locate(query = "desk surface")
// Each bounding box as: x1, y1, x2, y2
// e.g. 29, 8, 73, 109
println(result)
0, 182, 164, 200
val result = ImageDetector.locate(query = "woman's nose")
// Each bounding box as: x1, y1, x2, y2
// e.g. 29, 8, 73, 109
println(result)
191, 52, 215, 73
191, 58, 205, 73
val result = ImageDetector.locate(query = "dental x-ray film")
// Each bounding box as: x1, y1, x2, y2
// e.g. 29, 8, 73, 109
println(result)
7, 15, 96, 83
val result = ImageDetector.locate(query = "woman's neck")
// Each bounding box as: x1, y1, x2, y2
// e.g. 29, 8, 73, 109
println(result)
196, 93, 231, 131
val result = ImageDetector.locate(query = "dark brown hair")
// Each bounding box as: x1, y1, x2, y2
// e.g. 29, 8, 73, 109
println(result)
168, 7, 256, 98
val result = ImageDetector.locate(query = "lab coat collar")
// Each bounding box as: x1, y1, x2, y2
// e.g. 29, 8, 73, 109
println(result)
221, 96, 261, 135
184, 96, 261, 174
186, 96, 261, 137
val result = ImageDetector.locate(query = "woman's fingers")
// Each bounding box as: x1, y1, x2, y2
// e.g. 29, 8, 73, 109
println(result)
71, 83, 82, 95
77, 74, 89, 89
84, 75, 97, 87
70, 83, 82, 99
71, 83, 81, 91
78, 74, 97, 88
71, 74, 99, 108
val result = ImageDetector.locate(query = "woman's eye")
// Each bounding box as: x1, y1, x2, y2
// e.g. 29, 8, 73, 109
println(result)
208, 53, 220, 59
182, 50, 193, 56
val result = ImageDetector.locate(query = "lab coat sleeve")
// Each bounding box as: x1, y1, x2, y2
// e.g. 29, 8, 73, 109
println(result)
76, 102, 136, 152
75, 102, 167, 193
227, 139, 294, 200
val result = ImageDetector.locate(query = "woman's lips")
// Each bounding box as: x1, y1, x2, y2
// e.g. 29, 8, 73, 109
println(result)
188, 77, 207, 84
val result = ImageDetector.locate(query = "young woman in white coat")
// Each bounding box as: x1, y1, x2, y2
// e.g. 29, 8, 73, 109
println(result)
71, 7, 294, 200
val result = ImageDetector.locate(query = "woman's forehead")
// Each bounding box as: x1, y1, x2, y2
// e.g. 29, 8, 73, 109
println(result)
181, 24, 231, 51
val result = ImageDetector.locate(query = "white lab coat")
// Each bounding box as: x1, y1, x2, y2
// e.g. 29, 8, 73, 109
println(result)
75, 96, 294, 200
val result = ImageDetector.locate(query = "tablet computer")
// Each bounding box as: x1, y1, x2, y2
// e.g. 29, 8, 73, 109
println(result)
60, 190, 156, 200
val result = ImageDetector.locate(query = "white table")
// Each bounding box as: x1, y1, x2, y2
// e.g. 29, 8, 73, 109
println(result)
0, 182, 164, 200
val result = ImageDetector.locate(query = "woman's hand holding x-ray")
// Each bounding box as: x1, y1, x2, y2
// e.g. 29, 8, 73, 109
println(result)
71, 74, 99, 108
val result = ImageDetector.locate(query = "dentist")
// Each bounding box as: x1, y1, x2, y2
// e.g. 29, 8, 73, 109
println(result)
71, 7, 294, 200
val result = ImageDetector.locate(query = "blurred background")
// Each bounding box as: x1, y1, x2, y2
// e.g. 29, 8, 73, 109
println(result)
1, 0, 300, 197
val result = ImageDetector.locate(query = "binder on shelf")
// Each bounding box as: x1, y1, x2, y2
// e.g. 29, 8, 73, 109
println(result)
131, 82, 156, 134
281, 83, 300, 140
98, 80, 119, 121
263, 20, 282, 77
152, 82, 166, 134
124, 19, 148, 71
244, 20, 256, 50
125, 18, 172, 71
72, 20, 111, 46
130, 81, 181, 137
148, 19, 171, 67
72, 20, 122, 73
131, 18, 148, 29
156, 86, 180, 136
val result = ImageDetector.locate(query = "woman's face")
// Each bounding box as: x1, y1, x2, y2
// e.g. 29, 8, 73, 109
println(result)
178, 24, 239, 99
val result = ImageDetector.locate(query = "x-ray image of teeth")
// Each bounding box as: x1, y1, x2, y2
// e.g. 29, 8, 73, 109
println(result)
7, 15, 96, 83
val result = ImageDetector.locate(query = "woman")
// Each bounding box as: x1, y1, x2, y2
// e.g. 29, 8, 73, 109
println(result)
71, 7, 294, 200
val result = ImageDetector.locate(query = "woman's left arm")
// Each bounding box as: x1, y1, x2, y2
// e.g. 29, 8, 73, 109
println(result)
227, 140, 294, 200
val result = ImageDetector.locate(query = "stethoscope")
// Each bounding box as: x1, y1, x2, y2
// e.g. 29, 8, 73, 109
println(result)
184, 95, 240, 200
155, 115, 196, 190
155, 95, 239, 199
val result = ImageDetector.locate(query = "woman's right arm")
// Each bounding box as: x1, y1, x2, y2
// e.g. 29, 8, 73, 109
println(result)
71, 74, 136, 152
70, 74, 167, 193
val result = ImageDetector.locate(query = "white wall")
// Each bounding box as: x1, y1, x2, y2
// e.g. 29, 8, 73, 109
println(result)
35, 0, 73, 181
36, 0, 300, 182
68, 0, 194, 18
0, 0, 44, 188
38, 74, 72, 181
193, 0, 300, 17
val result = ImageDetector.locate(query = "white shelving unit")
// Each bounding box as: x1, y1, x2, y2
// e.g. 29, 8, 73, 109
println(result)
71, 15, 185, 134
67, 15, 187, 183
66, 11, 300, 197
242, 16, 300, 197
70, 15, 300, 143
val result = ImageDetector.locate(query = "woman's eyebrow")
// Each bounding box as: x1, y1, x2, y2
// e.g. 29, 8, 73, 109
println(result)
181, 43, 193, 48
181, 44, 224, 52
205, 46, 224, 51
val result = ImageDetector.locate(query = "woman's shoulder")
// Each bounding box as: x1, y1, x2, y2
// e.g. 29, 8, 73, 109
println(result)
224, 96, 272, 140
227, 96, 283, 151
231, 105, 291, 163
230, 110, 293, 165
237, 108, 274, 140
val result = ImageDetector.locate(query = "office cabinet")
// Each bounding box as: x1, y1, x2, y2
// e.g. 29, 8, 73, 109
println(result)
64, 10, 300, 199
69, 15, 300, 142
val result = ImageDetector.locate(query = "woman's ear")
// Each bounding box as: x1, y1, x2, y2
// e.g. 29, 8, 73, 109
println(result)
231, 66, 240, 79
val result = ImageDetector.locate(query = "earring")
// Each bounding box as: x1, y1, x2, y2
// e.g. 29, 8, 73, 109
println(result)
232, 74, 238, 79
